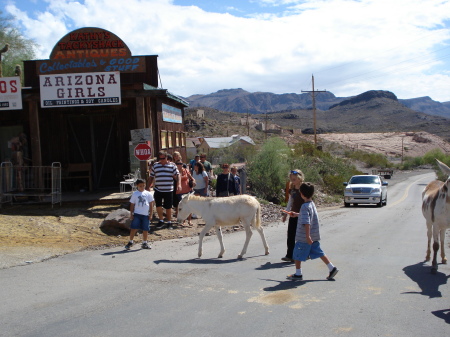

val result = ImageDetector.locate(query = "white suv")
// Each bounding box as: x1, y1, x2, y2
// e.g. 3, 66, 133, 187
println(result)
343, 175, 388, 207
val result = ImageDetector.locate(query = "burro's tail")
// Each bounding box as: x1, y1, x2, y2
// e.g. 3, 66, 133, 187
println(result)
254, 201, 261, 228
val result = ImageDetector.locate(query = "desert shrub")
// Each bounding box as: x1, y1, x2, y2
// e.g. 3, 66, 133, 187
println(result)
289, 153, 361, 193
247, 137, 290, 202
344, 150, 391, 168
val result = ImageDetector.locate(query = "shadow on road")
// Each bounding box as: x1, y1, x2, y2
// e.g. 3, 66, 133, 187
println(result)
260, 278, 329, 292
255, 261, 294, 270
153, 254, 264, 265
402, 262, 449, 298
101, 249, 141, 256
431, 309, 450, 324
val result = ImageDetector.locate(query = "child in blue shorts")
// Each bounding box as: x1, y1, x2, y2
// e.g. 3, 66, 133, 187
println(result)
287, 182, 339, 281
125, 179, 154, 250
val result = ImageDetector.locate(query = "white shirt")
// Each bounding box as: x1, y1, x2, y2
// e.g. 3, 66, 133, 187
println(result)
130, 190, 154, 216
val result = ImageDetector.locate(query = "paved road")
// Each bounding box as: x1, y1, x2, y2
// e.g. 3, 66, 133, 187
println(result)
1, 172, 449, 337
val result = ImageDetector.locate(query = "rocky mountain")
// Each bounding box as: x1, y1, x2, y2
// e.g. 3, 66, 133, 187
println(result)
251, 90, 450, 141
186, 88, 345, 114
185, 88, 450, 118
398, 96, 450, 118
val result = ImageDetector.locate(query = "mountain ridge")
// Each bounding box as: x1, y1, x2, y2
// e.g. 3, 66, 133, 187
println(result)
185, 88, 450, 118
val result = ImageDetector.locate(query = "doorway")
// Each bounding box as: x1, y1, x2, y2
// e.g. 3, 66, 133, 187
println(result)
66, 114, 120, 189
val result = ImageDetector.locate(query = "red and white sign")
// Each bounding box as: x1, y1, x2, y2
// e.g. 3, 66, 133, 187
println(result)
0, 76, 22, 110
134, 143, 152, 161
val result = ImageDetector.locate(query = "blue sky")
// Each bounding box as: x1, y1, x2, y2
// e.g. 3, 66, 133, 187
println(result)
3, 0, 450, 102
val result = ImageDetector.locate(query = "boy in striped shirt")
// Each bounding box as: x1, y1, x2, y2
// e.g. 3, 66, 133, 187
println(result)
287, 182, 339, 281
147, 151, 181, 229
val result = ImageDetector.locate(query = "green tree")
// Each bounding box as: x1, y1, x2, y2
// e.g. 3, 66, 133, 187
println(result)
0, 11, 37, 79
247, 137, 290, 202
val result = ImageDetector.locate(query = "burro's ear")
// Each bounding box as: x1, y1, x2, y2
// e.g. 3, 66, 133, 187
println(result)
436, 159, 450, 176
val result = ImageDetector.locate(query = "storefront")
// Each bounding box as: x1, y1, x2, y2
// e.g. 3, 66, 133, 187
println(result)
1, 27, 188, 190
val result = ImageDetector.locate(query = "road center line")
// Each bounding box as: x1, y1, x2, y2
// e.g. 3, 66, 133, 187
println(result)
388, 175, 432, 208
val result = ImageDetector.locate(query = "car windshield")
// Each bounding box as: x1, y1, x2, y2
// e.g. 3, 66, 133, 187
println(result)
349, 176, 380, 184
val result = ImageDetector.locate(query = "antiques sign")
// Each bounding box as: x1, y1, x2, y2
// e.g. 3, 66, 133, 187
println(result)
40, 71, 121, 108
0, 76, 22, 110
36, 27, 146, 75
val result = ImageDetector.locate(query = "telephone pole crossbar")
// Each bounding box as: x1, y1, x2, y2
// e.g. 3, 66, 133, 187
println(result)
301, 75, 326, 146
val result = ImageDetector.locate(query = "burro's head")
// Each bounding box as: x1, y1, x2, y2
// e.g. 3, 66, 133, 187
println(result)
436, 159, 450, 185
177, 193, 193, 222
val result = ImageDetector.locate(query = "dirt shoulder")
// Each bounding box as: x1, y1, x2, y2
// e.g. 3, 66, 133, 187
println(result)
0, 168, 434, 269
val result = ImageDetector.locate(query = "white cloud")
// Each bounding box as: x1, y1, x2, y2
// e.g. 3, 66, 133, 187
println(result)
6, 0, 450, 101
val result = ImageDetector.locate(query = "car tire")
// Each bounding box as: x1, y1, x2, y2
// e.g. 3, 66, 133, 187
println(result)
383, 197, 387, 206
344, 202, 350, 207
377, 199, 383, 207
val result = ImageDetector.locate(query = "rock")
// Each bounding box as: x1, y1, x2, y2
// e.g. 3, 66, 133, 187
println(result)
100, 209, 132, 235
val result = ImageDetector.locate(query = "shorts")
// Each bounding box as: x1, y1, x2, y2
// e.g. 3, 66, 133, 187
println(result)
154, 190, 174, 209
194, 188, 208, 197
174, 193, 188, 207
293, 241, 325, 262
130, 213, 150, 232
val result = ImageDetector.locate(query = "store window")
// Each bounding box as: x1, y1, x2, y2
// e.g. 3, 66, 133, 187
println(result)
160, 131, 167, 149
168, 131, 173, 148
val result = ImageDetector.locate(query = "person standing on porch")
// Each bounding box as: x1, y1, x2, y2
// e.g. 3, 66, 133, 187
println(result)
147, 151, 181, 229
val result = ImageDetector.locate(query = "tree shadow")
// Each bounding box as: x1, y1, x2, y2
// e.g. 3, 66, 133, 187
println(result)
260, 278, 329, 291
402, 262, 449, 298
101, 249, 141, 256
153, 254, 263, 265
431, 309, 450, 324
255, 261, 294, 270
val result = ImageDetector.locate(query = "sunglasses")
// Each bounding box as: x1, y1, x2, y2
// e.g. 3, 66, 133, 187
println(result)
291, 170, 300, 175
176, 163, 182, 165
159, 157, 166, 160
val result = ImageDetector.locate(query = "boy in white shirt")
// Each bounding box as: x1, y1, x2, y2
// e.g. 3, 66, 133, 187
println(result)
125, 179, 154, 250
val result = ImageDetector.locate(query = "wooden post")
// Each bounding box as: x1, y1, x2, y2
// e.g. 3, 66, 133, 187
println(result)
28, 101, 42, 167
136, 97, 148, 180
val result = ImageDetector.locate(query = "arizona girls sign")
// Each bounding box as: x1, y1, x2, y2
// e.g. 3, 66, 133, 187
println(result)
39, 71, 121, 108
0, 77, 22, 110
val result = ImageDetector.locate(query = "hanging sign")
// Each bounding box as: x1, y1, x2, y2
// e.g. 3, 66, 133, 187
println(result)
0, 77, 22, 110
162, 104, 182, 123
39, 71, 121, 108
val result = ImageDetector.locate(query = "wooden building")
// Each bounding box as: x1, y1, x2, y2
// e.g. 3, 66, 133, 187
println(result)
0, 27, 188, 189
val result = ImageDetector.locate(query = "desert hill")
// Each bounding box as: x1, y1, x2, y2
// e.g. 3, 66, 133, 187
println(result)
185, 88, 450, 118
246, 90, 450, 141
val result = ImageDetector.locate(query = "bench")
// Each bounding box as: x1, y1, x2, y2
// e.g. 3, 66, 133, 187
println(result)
62, 163, 93, 191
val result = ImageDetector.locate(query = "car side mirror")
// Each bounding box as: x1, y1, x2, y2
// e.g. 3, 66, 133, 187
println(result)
382, 182, 388, 186
343, 182, 348, 186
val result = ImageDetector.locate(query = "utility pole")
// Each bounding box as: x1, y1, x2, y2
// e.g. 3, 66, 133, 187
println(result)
246, 109, 250, 136
264, 111, 269, 140
302, 75, 326, 146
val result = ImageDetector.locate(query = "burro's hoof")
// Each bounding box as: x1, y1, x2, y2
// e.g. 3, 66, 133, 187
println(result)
218, 255, 223, 258
237, 255, 243, 259
265, 251, 270, 255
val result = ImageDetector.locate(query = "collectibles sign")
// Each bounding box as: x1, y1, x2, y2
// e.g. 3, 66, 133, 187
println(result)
0, 77, 22, 110
36, 27, 146, 75
39, 71, 121, 108
162, 104, 182, 124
